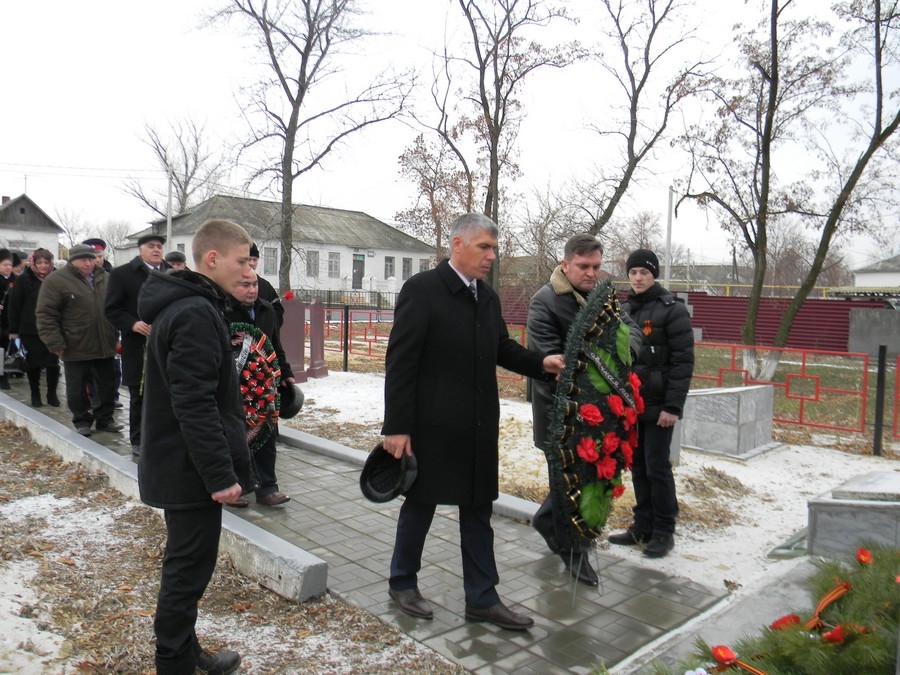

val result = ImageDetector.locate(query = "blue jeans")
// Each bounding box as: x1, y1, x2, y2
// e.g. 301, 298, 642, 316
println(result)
631, 420, 678, 537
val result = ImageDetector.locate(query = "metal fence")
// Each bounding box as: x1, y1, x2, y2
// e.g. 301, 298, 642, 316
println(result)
285, 303, 899, 442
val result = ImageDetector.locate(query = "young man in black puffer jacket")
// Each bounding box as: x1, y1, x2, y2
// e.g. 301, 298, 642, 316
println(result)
608, 249, 694, 558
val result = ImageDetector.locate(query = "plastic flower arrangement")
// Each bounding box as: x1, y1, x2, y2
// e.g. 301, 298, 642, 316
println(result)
545, 279, 644, 547
230, 322, 281, 451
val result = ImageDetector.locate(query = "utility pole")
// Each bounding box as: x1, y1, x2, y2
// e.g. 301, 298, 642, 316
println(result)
664, 186, 674, 285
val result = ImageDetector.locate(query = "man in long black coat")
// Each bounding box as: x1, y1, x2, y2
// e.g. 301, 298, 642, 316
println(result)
105, 233, 170, 455
381, 213, 563, 631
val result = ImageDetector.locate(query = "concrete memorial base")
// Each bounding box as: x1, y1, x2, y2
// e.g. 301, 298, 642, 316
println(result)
808, 471, 900, 558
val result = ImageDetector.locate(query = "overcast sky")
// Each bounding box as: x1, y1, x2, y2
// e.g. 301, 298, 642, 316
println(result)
0, 1, 888, 268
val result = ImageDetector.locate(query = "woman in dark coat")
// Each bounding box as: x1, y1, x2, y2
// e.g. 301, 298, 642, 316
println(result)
8, 249, 61, 406
0, 248, 17, 391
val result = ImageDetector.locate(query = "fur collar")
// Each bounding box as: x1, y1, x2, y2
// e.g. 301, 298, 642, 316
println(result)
549, 265, 587, 307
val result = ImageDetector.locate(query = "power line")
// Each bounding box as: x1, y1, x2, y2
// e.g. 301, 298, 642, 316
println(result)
0, 162, 164, 177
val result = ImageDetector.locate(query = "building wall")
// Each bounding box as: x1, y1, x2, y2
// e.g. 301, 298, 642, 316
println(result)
849, 309, 900, 358
113, 237, 433, 293
855, 271, 900, 287
0, 228, 59, 256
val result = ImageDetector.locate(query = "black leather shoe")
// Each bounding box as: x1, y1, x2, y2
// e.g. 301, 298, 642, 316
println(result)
608, 527, 649, 546
196, 648, 241, 674
643, 534, 674, 558
47, 393, 60, 407
389, 587, 433, 619
561, 552, 599, 586
75, 425, 92, 437
465, 601, 534, 631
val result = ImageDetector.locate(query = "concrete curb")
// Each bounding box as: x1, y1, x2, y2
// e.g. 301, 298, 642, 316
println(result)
0, 392, 327, 602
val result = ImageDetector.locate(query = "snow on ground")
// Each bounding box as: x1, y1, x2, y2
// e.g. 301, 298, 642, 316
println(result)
295, 371, 900, 593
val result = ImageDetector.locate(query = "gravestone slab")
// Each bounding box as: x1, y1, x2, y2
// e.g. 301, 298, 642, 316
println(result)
808, 471, 900, 558
832, 471, 900, 502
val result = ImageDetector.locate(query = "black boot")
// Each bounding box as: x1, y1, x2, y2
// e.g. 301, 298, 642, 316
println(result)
46, 367, 61, 407
27, 368, 43, 407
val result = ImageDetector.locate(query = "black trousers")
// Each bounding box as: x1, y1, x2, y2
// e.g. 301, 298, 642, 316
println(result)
253, 429, 279, 498
154, 505, 222, 675
390, 499, 500, 608
631, 420, 678, 537
532, 492, 567, 553
63, 357, 116, 428
128, 385, 143, 447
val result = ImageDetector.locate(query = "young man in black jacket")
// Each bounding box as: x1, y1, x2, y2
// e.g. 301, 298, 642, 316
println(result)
137, 219, 256, 675
607, 249, 694, 559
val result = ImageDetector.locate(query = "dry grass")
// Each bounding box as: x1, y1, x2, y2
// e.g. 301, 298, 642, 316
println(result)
0, 421, 461, 674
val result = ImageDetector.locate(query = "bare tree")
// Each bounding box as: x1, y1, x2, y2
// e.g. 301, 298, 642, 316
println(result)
427, 0, 580, 287
55, 208, 88, 249
93, 220, 139, 265
123, 120, 228, 218
573, 0, 708, 236
678, 0, 900, 375
395, 134, 473, 260
602, 210, 663, 271
217, 0, 413, 292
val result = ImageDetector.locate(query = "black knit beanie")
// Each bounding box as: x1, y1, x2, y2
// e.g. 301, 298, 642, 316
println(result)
625, 249, 659, 278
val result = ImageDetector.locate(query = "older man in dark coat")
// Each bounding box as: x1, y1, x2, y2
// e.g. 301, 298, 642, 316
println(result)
381, 213, 563, 631
105, 233, 170, 455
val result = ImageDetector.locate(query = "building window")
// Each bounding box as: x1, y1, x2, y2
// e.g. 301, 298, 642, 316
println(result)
328, 252, 341, 278
419, 258, 430, 273
306, 250, 319, 277
402, 257, 412, 281
263, 246, 278, 275
384, 256, 395, 279
177, 243, 185, 252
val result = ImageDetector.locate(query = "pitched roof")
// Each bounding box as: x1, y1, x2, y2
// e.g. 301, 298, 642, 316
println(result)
0, 194, 63, 232
133, 195, 432, 253
854, 253, 900, 274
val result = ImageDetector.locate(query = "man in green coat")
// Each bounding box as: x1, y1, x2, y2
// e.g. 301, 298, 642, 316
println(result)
36, 244, 121, 436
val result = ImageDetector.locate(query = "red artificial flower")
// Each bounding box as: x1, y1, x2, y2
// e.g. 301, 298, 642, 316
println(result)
619, 440, 633, 468
283, 290, 295, 300
635, 394, 645, 414
856, 548, 873, 565
710, 645, 736, 664
601, 432, 620, 455
612, 484, 626, 498
769, 614, 801, 630
623, 407, 637, 430
628, 371, 641, 392
607, 394, 625, 418
628, 427, 638, 448
822, 625, 844, 643
579, 403, 604, 426
576, 437, 599, 463
597, 456, 617, 480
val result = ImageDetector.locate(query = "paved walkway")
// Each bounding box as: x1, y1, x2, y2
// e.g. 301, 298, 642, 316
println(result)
1, 377, 726, 673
